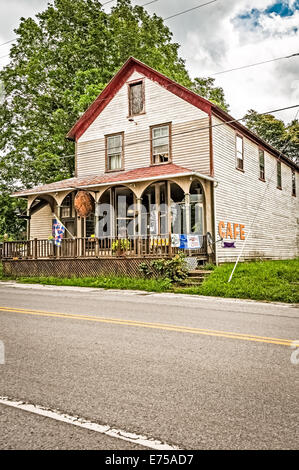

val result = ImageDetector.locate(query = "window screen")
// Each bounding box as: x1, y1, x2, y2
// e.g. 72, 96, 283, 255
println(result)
259, 149, 265, 180
107, 134, 123, 171
277, 161, 282, 188
236, 135, 244, 170
152, 125, 170, 164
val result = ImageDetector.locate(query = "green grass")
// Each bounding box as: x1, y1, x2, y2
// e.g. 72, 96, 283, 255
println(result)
0, 259, 298, 303
0, 265, 171, 293
174, 259, 299, 303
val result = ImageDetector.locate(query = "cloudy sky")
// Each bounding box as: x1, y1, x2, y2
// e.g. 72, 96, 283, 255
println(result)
0, 0, 298, 122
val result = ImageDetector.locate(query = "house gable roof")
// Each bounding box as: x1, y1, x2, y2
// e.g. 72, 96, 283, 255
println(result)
66, 56, 212, 142
67, 56, 298, 171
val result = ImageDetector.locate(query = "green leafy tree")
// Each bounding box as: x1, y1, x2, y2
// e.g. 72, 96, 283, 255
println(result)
0, 0, 229, 237
244, 110, 299, 165
191, 77, 229, 112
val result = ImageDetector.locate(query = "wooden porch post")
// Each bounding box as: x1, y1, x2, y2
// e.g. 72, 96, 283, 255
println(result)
33, 238, 38, 259
185, 193, 191, 234
137, 197, 142, 256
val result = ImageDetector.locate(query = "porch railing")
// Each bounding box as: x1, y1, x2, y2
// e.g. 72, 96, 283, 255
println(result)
1, 235, 207, 260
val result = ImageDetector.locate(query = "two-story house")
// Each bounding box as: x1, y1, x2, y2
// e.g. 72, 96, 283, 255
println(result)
9, 57, 299, 269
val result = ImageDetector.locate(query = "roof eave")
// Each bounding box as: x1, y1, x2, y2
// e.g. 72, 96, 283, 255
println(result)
11, 171, 217, 198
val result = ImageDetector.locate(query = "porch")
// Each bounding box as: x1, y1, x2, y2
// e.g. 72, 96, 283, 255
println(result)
9, 164, 216, 269
1, 234, 208, 260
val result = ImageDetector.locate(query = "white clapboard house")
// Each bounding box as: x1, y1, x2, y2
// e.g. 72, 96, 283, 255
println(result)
7, 57, 299, 269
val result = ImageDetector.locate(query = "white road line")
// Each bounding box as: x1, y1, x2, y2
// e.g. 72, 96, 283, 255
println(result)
0, 396, 179, 450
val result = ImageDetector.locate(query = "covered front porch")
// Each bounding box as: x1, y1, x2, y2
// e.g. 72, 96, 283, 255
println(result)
6, 164, 215, 262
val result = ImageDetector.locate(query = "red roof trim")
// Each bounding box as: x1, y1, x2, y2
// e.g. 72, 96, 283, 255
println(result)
66, 57, 212, 142
13, 163, 194, 197
212, 107, 298, 170
66, 56, 298, 171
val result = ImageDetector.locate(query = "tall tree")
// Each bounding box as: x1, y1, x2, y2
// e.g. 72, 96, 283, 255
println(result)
244, 110, 299, 165
0, 0, 229, 237
191, 77, 229, 112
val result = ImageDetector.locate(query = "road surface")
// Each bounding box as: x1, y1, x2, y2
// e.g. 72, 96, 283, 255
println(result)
0, 282, 298, 450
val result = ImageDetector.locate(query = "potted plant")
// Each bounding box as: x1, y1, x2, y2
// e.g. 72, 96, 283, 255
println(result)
111, 238, 130, 256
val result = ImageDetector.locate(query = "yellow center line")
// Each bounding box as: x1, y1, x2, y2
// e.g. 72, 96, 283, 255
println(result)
0, 306, 294, 347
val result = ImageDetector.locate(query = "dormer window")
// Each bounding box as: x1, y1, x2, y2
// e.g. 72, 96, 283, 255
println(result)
128, 80, 145, 116
151, 123, 171, 165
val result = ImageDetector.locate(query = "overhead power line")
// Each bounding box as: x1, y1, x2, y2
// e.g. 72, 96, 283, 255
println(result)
0, 39, 15, 48
18, 104, 298, 162
164, 0, 218, 21
141, 0, 159, 5
212, 52, 299, 75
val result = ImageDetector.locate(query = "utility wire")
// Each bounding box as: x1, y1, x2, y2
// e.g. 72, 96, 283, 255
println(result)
0, 39, 15, 48
141, 0, 159, 5
212, 52, 299, 75
164, 0, 218, 20
12, 104, 298, 162
228, 106, 299, 283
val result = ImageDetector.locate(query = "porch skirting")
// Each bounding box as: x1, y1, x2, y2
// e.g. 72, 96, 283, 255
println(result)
2, 257, 164, 279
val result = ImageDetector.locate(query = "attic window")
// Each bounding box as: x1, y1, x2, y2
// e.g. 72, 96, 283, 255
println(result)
128, 80, 145, 116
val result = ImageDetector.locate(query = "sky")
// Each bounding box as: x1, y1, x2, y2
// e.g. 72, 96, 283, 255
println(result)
0, 0, 298, 123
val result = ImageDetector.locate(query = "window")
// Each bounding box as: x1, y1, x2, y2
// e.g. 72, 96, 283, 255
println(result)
236, 134, 244, 170
151, 124, 171, 165
277, 161, 282, 189
61, 194, 72, 218
128, 80, 144, 116
259, 149, 265, 180
292, 171, 296, 197
106, 133, 124, 171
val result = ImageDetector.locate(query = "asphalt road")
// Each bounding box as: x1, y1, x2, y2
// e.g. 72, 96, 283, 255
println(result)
0, 282, 298, 450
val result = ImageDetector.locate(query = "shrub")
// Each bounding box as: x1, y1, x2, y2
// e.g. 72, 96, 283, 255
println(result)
151, 253, 188, 282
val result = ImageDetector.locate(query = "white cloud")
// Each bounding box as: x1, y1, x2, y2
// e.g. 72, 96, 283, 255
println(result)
0, 0, 298, 123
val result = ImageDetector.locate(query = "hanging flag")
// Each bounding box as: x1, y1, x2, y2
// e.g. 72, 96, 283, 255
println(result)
53, 219, 65, 247
187, 235, 202, 249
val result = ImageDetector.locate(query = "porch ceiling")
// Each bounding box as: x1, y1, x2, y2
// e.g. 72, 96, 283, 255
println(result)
12, 163, 216, 198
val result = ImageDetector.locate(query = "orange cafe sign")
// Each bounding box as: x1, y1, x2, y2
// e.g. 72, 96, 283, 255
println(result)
218, 221, 245, 240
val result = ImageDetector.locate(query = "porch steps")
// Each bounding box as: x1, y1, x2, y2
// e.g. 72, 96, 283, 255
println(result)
181, 269, 213, 286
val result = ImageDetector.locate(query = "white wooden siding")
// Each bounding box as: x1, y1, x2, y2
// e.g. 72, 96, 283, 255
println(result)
30, 204, 53, 240
77, 71, 210, 176
212, 116, 299, 262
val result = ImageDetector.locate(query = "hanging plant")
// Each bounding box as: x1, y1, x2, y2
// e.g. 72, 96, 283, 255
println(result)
74, 191, 94, 218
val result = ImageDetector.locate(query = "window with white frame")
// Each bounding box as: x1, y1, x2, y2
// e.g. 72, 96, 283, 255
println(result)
259, 149, 265, 180
151, 124, 170, 164
236, 134, 244, 170
277, 161, 282, 189
292, 170, 296, 196
106, 133, 123, 171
